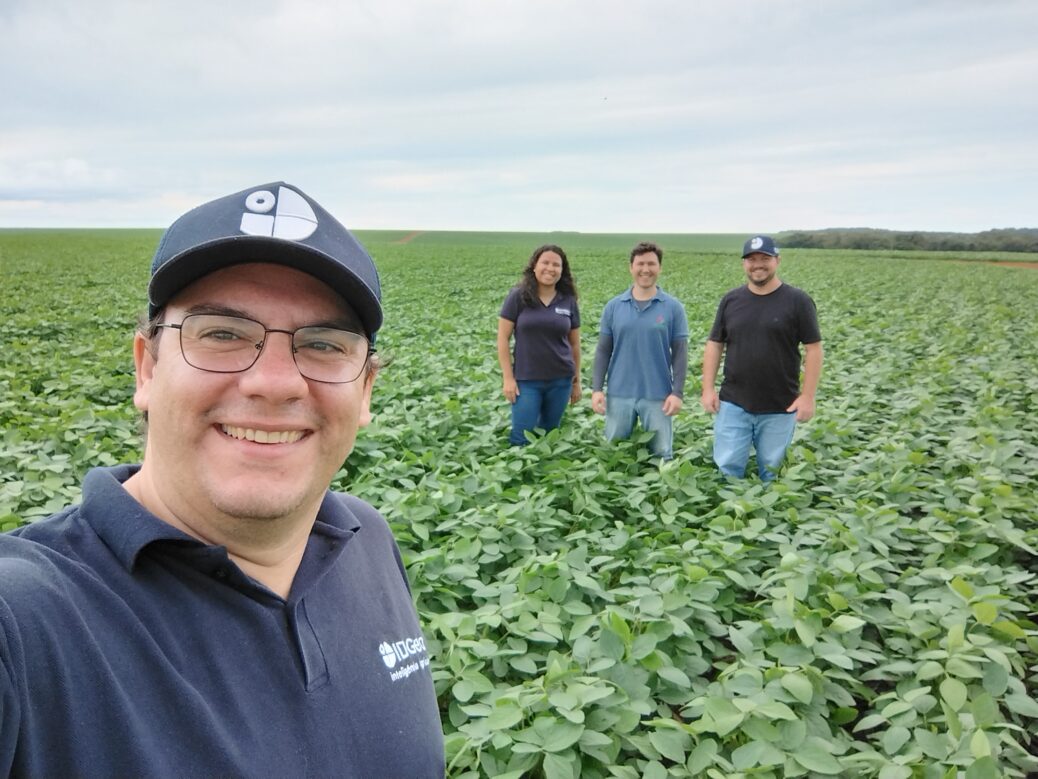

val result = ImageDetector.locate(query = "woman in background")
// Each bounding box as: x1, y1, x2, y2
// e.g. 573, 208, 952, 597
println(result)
497, 244, 581, 446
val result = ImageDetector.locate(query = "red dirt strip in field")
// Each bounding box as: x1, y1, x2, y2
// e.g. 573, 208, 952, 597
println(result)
392, 231, 425, 244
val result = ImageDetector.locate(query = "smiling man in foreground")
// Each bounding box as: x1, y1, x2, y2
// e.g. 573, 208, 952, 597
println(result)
0, 183, 445, 777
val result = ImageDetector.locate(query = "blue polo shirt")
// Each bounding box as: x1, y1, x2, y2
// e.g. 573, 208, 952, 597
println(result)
0, 466, 445, 778
599, 287, 688, 400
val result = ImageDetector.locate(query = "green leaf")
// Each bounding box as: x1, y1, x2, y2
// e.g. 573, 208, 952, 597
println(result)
881, 700, 913, 718
853, 714, 887, 732
792, 744, 842, 774
657, 665, 691, 688
1004, 693, 1038, 717
914, 728, 950, 760
982, 661, 1009, 696
882, 726, 910, 754
917, 661, 944, 681
542, 751, 578, 779
971, 693, 998, 728
990, 620, 1026, 639
969, 729, 992, 759
704, 697, 746, 735
971, 602, 997, 625
542, 721, 584, 753
794, 619, 817, 647
965, 756, 999, 779
486, 704, 523, 733
648, 728, 690, 763
949, 576, 974, 600
687, 739, 718, 773
780, 672, 813, 704
830, 614, 865, 633
940, 677, 969, 711
731, 740, 784, 769
755, 700, 798, 721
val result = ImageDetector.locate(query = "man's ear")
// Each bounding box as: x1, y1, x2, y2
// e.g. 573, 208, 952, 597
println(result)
357, 369, 376, 428
133, 333, 156, 413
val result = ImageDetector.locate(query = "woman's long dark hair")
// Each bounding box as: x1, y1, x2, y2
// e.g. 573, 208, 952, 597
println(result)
518, 244, 578, 308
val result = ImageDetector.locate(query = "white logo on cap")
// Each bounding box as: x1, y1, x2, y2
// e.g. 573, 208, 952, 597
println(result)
751, 237, 763, 250
240, 186, 318, 240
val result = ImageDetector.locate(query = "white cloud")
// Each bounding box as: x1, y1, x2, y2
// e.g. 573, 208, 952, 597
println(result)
1, 0, 1036, 230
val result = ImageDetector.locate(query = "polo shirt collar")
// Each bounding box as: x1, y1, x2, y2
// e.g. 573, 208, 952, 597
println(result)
80, 466, 361, 579
621, 285, 664, 303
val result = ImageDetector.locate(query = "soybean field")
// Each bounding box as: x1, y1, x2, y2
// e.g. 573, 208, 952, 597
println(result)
1, 229, 1037, 778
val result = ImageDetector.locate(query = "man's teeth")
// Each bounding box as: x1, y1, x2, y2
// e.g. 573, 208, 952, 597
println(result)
221, 425, 304, 444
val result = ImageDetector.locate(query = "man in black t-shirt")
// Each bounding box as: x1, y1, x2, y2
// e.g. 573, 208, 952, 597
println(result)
700, 235, 823, 480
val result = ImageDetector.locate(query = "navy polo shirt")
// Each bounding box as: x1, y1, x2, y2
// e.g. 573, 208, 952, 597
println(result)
0, 466, 445, 778
500, 287, 580, 381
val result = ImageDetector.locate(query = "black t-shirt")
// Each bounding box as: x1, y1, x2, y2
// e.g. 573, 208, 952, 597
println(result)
708, 283, 821, 413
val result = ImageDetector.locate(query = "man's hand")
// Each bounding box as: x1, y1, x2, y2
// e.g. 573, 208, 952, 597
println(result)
786, 394, 815, 422
591, 391, 606, 415
700, 388, 719, 414
502, 378, 519, 404
662, 394, 683, 416
570, 380, 582, 405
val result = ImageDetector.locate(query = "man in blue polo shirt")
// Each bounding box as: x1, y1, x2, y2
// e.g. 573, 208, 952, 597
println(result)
0, 183, 445, 777
591, 241, 689, 460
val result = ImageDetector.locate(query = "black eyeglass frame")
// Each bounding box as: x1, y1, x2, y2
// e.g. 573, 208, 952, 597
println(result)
151, 314, 375, 384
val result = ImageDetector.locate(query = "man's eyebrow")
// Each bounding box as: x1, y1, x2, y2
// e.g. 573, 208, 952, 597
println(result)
182, 303, 362, 332
184, 303, 252, 318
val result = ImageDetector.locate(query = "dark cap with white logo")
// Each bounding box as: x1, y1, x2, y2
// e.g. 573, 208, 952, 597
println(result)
741, 235, 779, 258
148, 182, 382, 340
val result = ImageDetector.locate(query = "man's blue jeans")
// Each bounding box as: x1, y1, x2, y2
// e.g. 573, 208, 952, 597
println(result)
713, 400, 797, 480
605, 396, 673, 460
509, 377, 572, 445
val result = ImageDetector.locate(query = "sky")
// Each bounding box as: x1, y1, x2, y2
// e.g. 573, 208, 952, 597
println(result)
2, 0, 1036, 233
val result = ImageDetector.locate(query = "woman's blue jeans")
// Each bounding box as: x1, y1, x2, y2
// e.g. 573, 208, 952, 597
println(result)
509, 377, 572, 445
713, 400, 797, 480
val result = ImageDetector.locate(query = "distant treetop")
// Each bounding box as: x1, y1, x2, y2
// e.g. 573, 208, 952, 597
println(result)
777, 227, 1038, 253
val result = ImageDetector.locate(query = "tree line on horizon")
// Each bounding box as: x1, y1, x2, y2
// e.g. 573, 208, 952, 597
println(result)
777, 226, 1038, 253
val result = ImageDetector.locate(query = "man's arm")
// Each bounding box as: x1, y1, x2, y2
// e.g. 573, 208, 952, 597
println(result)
496, 318, 518, 403
662, 339, 688, 416
568, 328, 582, 404
787, 341, 823, 422
700, 340, 724, 413
590, 333, 613, 415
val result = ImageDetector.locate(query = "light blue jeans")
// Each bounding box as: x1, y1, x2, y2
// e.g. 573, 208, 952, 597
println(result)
714, 400, 797, 480
605, 397, 673, 460
509, 377, 572, 445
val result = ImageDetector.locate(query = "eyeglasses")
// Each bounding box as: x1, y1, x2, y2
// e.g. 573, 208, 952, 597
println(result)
153, 314, 373, 384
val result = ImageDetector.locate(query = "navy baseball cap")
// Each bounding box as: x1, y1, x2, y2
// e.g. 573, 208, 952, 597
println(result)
148, 182, 382, 341
742, 235, 779, 258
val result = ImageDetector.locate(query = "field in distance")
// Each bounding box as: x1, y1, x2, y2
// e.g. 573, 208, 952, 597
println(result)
1, 229, 1036, 777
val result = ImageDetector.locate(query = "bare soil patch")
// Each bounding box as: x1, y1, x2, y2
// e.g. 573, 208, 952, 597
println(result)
949, 259, 1038, 269
393, 231, 425, 244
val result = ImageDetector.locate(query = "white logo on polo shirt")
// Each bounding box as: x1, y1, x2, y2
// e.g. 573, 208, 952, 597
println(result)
378, 635, 431, 681
379, 641, 398, 669
554, 307, 571, 316
240, 186, 318, 240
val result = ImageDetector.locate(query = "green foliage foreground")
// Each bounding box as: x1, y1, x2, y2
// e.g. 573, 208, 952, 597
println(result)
1, 230, 1036, 777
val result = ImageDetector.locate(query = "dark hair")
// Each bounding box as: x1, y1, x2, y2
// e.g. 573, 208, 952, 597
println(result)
630, 241, 663, 265
518, 244, 578, 307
